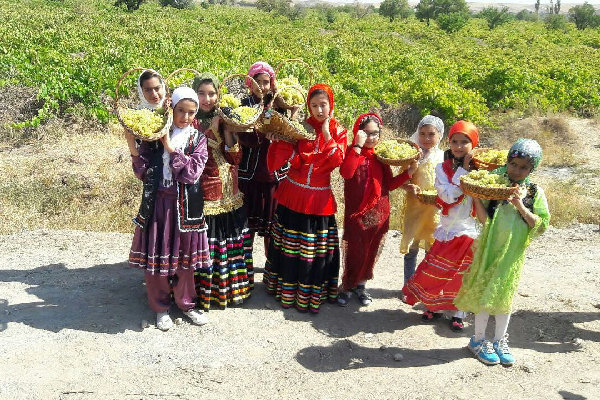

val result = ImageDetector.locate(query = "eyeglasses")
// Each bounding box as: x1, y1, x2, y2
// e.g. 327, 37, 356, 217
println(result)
365, 131, 380, 138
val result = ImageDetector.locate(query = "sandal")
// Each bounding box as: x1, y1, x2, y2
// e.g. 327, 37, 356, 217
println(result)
450, 317, 464, 331
421, 310, 441, 321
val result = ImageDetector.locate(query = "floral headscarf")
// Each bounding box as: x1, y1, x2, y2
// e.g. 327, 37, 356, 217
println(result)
410, 115, 444, 165
245, 61, 275, 92
508, 138, 543, 170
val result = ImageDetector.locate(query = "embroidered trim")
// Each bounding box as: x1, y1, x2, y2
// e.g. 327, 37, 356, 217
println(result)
286, 176, 331, 190
204, 192, 245, 215
306, 163, 314, 185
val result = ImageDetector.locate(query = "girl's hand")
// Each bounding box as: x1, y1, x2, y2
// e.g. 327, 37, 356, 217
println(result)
160, 133, 175, 153
223, 124, 236, 147
509, 192, 524, 208
290, 105, 300, 120
463, 151, 473, 170
124, 128, 139, 156
406, 160, 419, 177
322, 117, 331, 142
355, 130, 367, 147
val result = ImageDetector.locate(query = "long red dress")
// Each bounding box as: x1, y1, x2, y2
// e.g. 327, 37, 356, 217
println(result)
339, 113, 411, 291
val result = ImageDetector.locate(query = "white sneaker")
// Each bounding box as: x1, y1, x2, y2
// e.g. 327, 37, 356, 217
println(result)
184, 309, 209, 326
156, 312, 174, 331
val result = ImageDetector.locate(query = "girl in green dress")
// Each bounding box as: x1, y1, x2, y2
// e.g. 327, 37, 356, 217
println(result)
454, 138, 550, 366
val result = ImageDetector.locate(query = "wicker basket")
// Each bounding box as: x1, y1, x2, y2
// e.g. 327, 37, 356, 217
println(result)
218, 73, 264, 130
417, 191, 438, 205
472, 148, 507, 171
274, 58, 313, 109
375, 139, 420, 168
460, 177, 515, 200
256, 110, 316, 142
115, 67, 172, 142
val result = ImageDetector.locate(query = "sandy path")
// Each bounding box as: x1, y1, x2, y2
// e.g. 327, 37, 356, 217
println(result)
0, 225, 598, 400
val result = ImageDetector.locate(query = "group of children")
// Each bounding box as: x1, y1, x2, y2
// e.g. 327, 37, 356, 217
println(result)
124, 63, 550, 367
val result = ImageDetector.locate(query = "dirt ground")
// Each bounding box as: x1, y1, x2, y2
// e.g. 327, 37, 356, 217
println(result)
0, 224, 598, 400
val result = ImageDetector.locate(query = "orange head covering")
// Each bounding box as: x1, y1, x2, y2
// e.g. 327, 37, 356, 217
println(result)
307, 83, 334, 116
448, 120, 479, 148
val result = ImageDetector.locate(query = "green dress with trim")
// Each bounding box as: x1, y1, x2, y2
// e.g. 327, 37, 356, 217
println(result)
454, 175, 550, 315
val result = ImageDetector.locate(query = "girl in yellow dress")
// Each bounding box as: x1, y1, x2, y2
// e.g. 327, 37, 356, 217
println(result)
400, 116, 444, 298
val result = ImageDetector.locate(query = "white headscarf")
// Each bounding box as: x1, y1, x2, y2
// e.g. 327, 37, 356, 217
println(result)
137, 69, 166, 110
162, 87, 199, 187
410, 115, 445, 165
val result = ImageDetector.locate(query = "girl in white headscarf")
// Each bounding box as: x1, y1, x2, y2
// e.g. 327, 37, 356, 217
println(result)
400, 115, 445, 294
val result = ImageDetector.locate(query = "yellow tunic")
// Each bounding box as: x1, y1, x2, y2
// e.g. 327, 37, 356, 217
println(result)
399, 157, 440, 253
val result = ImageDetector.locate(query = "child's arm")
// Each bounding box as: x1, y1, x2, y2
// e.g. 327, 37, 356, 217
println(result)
169, 134, 209, 184
510, 190, 544, 229
267, 140, 298, 172
340, 129, 367, 180
389, 160, 418, 191
434, 163, 466, 204
473, 198, 488, 224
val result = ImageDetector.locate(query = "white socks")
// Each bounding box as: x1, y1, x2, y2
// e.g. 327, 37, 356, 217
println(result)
474, 312, 511, 342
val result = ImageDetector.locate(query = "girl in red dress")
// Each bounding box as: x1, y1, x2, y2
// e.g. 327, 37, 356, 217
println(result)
338, 113, 417, 306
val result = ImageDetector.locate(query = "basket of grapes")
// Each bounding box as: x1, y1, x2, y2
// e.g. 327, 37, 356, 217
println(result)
460, 170, 515, 200
218, 74, 264, 130
374, 139, 420, 168
115, 67, 172, 141
274, 59, 313, 109
417, 189, 438, 205
472, 148, 509, 171
256, 109, 316, 142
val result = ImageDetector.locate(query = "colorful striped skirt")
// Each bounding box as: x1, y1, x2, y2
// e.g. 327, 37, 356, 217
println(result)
264, 205, 340, 314
239, 179, 278, 237
195, 206, 253, 311
402, 235, 474, 312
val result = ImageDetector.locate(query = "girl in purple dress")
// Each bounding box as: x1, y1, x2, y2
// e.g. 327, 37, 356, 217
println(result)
126, 82, 210, 331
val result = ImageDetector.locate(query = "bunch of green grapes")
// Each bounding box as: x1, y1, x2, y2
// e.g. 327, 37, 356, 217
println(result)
277, 76, 305, 106
420, 189, 437, 196
231, 106, 259, 123
477, 149, 509, 164
375, 140, 418, 159
219, 93, 241, 109
288, 119, 309, 136
119, 108, 164, 137
462, 170, 510, 187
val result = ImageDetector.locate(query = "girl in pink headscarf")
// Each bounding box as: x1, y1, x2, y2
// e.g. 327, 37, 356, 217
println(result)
337, 113, 417, 306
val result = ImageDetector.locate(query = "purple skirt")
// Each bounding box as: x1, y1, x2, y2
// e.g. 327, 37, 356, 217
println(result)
239, 179, 278, 236
129, 190, 210, 276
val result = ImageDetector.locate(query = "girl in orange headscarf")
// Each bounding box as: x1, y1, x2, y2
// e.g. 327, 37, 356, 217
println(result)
402, 120, 486, 331
337, 113, 417, 306
264, 83, 347, 313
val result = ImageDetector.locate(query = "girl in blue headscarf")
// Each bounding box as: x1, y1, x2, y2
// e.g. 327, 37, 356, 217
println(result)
455, 138, 550, 367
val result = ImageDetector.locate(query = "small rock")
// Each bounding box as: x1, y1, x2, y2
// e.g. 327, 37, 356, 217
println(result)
572, 338, 583, 347
379, 345, 388, 351
174, 318, 183, 325
594, 303, 600, 309
141, 320, 149, 329
518, 292, 530, 297
393, 353, 404, 361
520, 363, 534, 373
364, 333, 374, 339
265, 303, 274, 310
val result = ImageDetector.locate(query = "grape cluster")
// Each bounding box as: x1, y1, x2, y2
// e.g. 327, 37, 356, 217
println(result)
277, 76, 305, 106
420, 189, 437, 196
230, 106, 259, 123
375, 140, 418, 159
119, 108, 164, 137
288, 119, 309, 136
462, 170, 510, 188
219, 93, 241, 109
477, 149, 508, 164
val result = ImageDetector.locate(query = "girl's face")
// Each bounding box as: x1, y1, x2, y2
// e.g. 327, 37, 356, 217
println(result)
196, 83, 218, 113
252, 73, 271, 98
362, 121, 381, 149
507, 156, 534, 183
141, 77, 165, 105
449, 133, 473, 159
173, 99, 198, 129
418, 124, 441, 150
309, 93, 331, 122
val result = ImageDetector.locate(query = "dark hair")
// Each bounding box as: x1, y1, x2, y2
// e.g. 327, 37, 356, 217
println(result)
358, 115, 381, 130
308, 88, 328, 101
139, 70, 163, 87
193, 78, 217, 93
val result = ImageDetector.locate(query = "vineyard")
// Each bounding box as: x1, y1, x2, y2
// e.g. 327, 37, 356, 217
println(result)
1, 0, 600, 130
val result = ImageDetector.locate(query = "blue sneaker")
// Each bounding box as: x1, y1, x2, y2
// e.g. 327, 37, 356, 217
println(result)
468, 336, 500, 365
493, 334, 515, 366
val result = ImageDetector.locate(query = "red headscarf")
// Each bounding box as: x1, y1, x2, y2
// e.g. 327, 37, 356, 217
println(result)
306, 83, 340, 138
350, 112, 386, 220
448, 120, 479, 148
